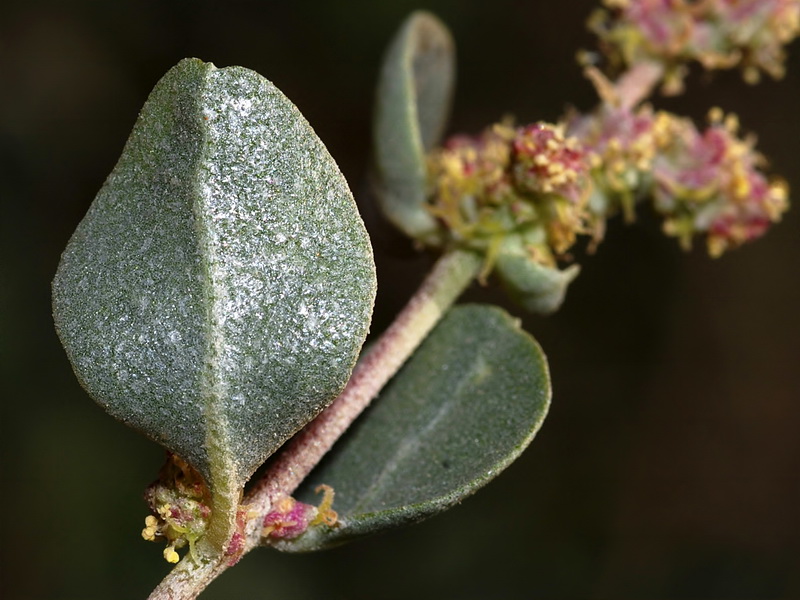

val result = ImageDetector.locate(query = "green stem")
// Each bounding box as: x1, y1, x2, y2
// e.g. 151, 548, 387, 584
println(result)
147, 248, 482, 600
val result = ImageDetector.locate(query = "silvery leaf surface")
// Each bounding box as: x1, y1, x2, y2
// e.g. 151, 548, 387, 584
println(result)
52, 58, 376, 489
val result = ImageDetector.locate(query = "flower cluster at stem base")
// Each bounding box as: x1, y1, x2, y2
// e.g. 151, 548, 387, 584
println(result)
262, 485, 338, 542
142, 453, 212, 564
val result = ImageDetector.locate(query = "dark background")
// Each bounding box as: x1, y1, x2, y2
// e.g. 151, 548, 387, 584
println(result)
2, 1, 799, 598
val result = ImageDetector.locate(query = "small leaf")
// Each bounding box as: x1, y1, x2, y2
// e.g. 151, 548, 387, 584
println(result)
495, 244, 580, 315
372, 11, 455, 241
52, 59, 377, 491
276, 304, 550, 552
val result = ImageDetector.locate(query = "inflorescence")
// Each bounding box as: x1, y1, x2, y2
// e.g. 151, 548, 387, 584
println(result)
589, 0, 800, 93
423, 0, 792, 289
142, 454, 212, 564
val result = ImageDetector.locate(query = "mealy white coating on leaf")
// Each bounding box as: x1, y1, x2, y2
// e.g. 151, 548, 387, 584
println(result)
52, 59, 376, 486
196, 65, 376, 482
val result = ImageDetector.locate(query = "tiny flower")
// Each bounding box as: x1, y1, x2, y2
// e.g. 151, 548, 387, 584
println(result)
512, 123, 589, 201
163, 544, 180, 564
263, 496, 315, 539
262, 486, 338, 542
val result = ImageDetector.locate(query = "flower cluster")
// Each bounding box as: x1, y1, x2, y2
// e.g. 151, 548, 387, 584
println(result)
142, 454, 212, 563
262, 485, 338, 542
427, 65, 788, 265
416, 2, 790, 314
567, 69, 789, 256
590, 0, 800, 93
652, 107, 789, 255
566, 68, 665, 224
427, 121, 597, 266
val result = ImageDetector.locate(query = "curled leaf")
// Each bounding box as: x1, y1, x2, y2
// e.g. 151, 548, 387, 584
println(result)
372, 11, 456, 241
495, 250, 580, 315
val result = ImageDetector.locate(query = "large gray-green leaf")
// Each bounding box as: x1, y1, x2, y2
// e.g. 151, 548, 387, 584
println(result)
372, 11, 455, 242
52, 58, 376, 490
277, 304, 550, 552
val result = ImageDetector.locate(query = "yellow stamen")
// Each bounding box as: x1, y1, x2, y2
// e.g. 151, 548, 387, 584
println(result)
276, 496, 295, 513
163, 545, 180, 564
707, 106, 723, 124
141, 525, 157, 541
310, 484, 339, 527
707, 235, 727, 258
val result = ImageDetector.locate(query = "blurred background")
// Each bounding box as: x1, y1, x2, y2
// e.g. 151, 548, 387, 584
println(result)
2, 0, 799, 598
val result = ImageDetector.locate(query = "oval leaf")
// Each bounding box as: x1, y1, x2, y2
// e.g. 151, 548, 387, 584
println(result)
372, 11, 455, 241
52, 59, 377, 489
277, 304, 550, 552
